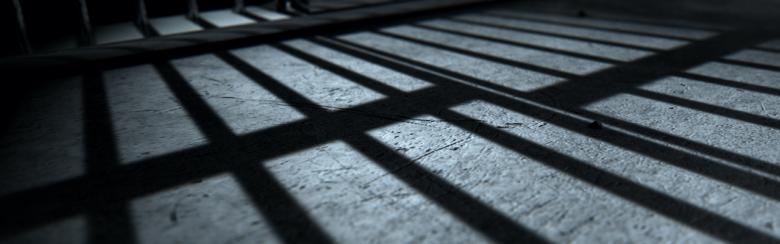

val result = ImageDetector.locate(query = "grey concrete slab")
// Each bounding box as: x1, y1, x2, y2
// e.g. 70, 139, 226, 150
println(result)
95, 22, 145, 45
366, 109, 723, 243
244, 6, 290, 21
687, 62, 780, 90
102, 64, 208, 164
282, 39, 433, 92
200, 9, 256, 28
0, 77, 84, 196
416, 19, 653, 62
725, 49, 780, 68
170, 54, 306, 135
1, 215, 87, 244
486, 10, 717, 40
150, 15, 204, 36
379, 25, 612, 75
130, 173, 282, 244
452, 14, 688, 50
759, 40, 780, 51
262, 141, 491, 243
337, 32, 567, 92
230, 44, 386, 110
2, 1, 780, 243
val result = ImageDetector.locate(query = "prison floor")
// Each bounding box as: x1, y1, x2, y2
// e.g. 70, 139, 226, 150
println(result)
1, 1, 780, 243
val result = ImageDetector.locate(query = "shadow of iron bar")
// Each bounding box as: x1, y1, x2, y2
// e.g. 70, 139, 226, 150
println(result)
479, 11, 699, 42
410, 23, 621, 64
718, 58, 780, 73
625, 88, 780, 129
368, 29, 780, 130
1, 17, 775, 241
313, 36, 780, 201
375, 25, 780, 129
675, 72, 780, 97
436, 109, 778, 243
153, 61, 336, 243
299, 33, 780, 180
485, 8, 727, 33
0, 76, 464, 239
445, 16, 661, 52
215, 49, 550, 244
298, 36, 779, 243
372, 30, 579, 79
82, 73, 138, 244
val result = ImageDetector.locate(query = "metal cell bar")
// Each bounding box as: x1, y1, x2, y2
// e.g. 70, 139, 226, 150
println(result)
187, 0, 199, 19
136, 0, 150, 35
11, 0, 32, 54
76, 0, 94, 45
234, 0, 245, 12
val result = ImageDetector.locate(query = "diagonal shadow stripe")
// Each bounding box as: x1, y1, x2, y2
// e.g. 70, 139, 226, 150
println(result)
373, 30, 579, 79
1, 10, 777, 243
435, 109, 778, 243
320, 35, 780, 200
446, 16, 661, 52
290, 36, 780, 242
411, 23, 621, 64
480, 11, 699, 41
154, 61, 335, 244
718, 58, 780, 73
676, 72, 780, 97
216, 49, 549, 243
374, 28, 780, 129
82, 73, 138, 244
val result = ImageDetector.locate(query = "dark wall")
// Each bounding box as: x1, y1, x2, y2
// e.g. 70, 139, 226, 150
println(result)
1, 0, 271, 56
569, 0, 780, 26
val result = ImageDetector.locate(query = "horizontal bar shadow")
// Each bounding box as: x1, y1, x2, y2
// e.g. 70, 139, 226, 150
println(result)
321, 35, 780, 200
309, 34, 780, 181
216, 47, 550, 244
479, 11, 698, 42
153, 61, 336, 243
410, 23, 621, 64
718, 58, 780, 74
627, 88, 780, 130
436, 109, 778, 243
445, 16, 661, 52
676, 72, 780, 97
310, 36, 777, 241
372, 30, 578, 79
370, 27, 780, 130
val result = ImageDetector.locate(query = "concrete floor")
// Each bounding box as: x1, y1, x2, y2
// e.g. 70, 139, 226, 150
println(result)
1, 1, 780, 243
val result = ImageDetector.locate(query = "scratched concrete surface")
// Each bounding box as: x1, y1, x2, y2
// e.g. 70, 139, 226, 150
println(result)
2, 1, 780, 243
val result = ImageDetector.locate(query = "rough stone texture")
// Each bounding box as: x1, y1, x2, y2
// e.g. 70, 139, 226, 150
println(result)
2, 1, 780, 243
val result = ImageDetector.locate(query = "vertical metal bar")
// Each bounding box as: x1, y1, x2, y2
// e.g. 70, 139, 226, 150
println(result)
234, 0, 244, 13
136, 0, 150, 36
187, 0, 199, 19
76, 0, 94, 45
11, 0, 32, 54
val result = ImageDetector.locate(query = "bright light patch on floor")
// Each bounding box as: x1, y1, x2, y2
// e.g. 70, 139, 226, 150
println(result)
338, 32, 567, 92
416, 19, 652, 62
104, 65, 208, 164
171, 54, 307, 135
687, 62, 780, 90
130, 173, 282, 244
263, 141, 490, 243
200, 9, 256, 28
283, 39, 433, 92
150, 15, 204, 36
231, 45, 386, 110
453, 13, 687, 50
382, 25, 612, 75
